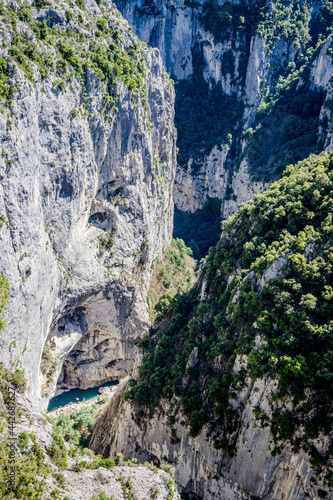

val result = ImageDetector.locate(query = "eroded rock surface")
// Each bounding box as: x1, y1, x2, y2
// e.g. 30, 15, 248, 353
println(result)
0, 0, 176, 410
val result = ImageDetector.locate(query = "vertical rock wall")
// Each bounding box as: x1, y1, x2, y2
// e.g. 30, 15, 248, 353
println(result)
114, 0, 333, 218
0, 0, 176, 410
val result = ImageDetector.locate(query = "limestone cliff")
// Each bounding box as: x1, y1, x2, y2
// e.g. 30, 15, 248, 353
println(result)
0, 0, 176, 410
114, 0, 333, 220
92, 378, 329, 499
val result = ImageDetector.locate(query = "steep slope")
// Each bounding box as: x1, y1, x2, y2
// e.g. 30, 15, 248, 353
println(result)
0, 373, 180, 499
0, 0, 176, 411
91, 151, 333, 499
114, 0, 333, 234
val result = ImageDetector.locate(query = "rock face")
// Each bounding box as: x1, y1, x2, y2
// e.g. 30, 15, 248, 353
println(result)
0, 0, 176, 410
92, 379, 331, 500
114, 0, 333, 218
59, 465, 181, 500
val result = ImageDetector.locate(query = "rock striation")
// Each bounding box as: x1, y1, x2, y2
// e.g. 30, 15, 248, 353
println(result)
92, 378, 330, 500
0, 386, 180, 499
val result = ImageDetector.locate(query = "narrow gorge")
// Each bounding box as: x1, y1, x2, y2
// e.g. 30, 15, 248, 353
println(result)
0, 0, 332, 499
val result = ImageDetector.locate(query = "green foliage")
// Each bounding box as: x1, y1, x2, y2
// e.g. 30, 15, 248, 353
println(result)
0, 366, 27, 396
0, 57, 10, 101
2, 0, 149, 115
128, 152, 333, 457
9, 33, 54, 80
0, 274, 9, 334
32, 20, 49, 40
65, 9, 74, 22
175, 0, 329, 188
34, 0, 51, 8
54, 405, 98, 448
173, 198, 222, 260
99, 230, 115, 254
18, 432, 29, 452
244, 78, 326, 180
87, 38, 147, 105
155, 292, 175, 316
47, 431, 67, 468
175, 47, 243, 169
200, 0, 311, 51
8, 369, 27, 393
134, 0, 161, 17
148, 238, 196, 321
91, 492, 115, 500
310, 0, 333, 46
0, 435, 47, 498
199, 0, 266, 44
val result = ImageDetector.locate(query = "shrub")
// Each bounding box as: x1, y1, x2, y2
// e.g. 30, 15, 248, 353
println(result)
9, 369, 27, 392
0, 274, 9, 333
47, 431, 67, 467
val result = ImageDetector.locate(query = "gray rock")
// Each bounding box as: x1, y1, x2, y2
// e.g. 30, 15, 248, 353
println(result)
0, 0, 176, 411
114, 0, 333, 218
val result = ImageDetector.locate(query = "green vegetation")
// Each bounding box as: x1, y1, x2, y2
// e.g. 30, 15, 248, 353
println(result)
8, 30, 54, 81
0, 371, 49, 498
255, 0, 312, 52
54, 405, 99, 447
126, 152, 333, 475
134, 0, 161, 17
0, 274, 9, 334
41, 345, 57, 393
309, 0, 333, 46
0, 0, 149, 120
0, 366, 27, 396
199, 0, 266, 45
244, 81, 325, 180
173, 198, 222, 260
47, 430, 68, 468
7, 369, 27, 393
0, 58, 10, 101
200, 0, 311, 51
91, 493, 115, 500
148, 238, 196, 321
0, 431, 48, 499
173, 0, 331, 188
99, 230, 115, 255
175, 47, 243, 170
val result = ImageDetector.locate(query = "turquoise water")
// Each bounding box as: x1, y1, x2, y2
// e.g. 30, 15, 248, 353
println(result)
47, 381, 119, 411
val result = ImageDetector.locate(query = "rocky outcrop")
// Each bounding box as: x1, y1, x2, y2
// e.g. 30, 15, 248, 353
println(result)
59, 465, 181, 500
0, 0, 176, 410
91, 152, 333, 499
314, 37, 333, 152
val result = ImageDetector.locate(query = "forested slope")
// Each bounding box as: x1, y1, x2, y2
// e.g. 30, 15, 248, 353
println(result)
93, 151, 333, 499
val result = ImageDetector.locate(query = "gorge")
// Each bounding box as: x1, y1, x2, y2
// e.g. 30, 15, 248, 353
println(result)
0, 0, 333, 499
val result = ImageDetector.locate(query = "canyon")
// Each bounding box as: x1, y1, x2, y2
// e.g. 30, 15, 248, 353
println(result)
0, 0, 332, 499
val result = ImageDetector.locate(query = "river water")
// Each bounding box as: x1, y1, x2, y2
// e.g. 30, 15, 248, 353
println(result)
47, 381, 119, 411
